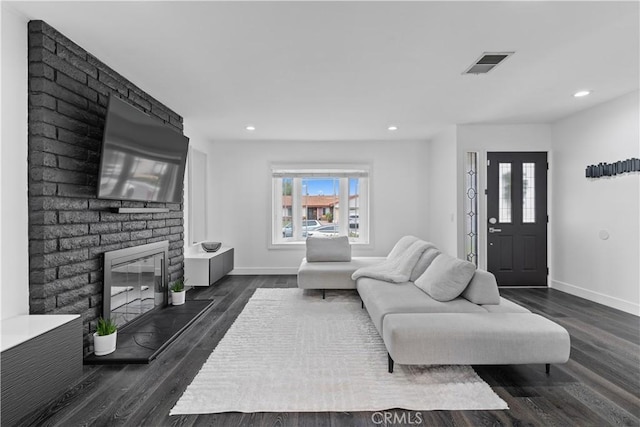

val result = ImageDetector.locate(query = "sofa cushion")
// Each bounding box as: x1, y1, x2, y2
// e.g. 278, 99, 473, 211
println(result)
298, 257, 385, 289
306, 236, 351, 262
357, 278, 486, 334
482, 297, 531, 313
386, 235, 420, 260
461, 269, 501, 305
409, 245, 440, 282
383, 313, 571, 366
414, 253, 476, 302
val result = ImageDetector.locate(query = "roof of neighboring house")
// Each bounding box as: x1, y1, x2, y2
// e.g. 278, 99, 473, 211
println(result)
281, 195, 339, 208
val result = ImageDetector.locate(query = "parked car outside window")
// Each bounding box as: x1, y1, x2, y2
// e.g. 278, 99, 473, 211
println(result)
282, 220, 323, 237
307, 224, 340, 237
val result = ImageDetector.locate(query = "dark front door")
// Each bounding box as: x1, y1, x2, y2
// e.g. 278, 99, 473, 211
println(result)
487, 152, 548, 286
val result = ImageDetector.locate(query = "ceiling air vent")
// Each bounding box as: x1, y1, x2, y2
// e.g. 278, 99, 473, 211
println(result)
463, 52, 514, 75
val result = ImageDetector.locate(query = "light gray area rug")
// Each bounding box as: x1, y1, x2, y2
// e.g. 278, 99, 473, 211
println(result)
171, 288, 508, 414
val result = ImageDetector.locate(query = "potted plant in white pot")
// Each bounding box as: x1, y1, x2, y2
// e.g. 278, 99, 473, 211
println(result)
170, 278, 186, 305
93, 317, 118, 356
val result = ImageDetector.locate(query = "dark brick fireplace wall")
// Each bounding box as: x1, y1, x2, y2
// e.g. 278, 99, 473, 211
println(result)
28, 21, 185, 354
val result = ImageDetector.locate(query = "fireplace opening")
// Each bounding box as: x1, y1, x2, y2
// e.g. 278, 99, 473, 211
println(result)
103, 241, 169, 328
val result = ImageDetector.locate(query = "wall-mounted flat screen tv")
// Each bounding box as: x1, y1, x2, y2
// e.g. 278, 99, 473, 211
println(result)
97, 95, 189, 203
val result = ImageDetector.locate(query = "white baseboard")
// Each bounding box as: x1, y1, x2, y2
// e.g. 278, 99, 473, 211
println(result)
229, 267, 298, 275
550, 279, 639, 316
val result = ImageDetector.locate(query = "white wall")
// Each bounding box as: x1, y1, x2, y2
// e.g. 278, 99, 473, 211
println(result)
426, 126, 457, 255
182, 122, 216, 256
208, 140, 430, 273
1, 5, 30, 320
551, 91, 640, 315
456, 124, 552, 267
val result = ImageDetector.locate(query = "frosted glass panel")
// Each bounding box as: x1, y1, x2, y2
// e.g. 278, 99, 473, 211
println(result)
499, 163, 512, 223
523, 163, 536, 223
464, 152, 478, 265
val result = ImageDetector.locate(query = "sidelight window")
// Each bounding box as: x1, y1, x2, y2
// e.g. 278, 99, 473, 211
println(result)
464, 152, 478, 265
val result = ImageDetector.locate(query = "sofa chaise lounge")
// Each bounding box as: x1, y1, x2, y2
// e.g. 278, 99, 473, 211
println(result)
297, 235, 571, 373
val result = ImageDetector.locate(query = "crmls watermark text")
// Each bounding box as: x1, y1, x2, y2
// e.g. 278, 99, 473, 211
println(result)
371, 411, 424, 425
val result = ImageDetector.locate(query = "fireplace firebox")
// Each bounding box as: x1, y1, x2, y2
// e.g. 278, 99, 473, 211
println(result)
103, 241, 169, 328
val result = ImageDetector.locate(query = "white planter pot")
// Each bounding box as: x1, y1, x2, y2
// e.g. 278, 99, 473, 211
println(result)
93, 331, 117, 356
171, 290, 186, 305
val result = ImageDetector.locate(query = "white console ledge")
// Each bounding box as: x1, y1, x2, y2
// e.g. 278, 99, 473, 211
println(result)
184, 246, 233, 259
1, 314, 80, 352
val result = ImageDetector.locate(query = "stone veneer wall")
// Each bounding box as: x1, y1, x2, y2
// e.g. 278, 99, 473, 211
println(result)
28, 21, 185, 354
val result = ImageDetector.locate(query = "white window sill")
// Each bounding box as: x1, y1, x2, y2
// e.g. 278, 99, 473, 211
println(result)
268, 241, 372, 250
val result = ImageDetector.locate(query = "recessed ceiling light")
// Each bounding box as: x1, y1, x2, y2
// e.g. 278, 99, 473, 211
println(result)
387, 125, 399, 131
245, 125, 256, 131
573, 90, 591, 98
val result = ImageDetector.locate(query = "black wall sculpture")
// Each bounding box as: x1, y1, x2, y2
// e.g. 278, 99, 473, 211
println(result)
585, 158, 640, 178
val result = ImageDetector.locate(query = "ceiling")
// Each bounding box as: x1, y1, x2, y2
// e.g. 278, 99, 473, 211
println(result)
6, 1, 640, 141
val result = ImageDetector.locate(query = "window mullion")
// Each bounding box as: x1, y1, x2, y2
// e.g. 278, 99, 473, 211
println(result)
339, 178, 349, 237
273, 177, 283, 243
292, 178, 303, 240
358, 177, 368, 243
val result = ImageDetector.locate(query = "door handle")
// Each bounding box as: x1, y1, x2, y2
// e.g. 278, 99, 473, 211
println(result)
489, 227, 502, 233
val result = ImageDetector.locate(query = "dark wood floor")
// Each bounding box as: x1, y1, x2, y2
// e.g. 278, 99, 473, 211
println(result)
18, 275, 640, 426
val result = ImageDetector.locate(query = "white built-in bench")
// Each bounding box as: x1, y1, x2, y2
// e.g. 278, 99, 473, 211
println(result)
1, 314, 82, 425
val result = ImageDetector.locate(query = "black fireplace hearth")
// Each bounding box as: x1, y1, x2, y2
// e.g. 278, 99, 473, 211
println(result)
84, 299, 214, 364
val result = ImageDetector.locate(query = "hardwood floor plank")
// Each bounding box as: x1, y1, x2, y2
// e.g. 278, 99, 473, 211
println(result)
16, 364, 136, 426
18, 277, 640, 427
563, 383, 639, 426
121, 289, 259, 426
502, 289, 640, 344
559, 316, 640, 365
535, 385, 612, 426
560, 358, 640, 418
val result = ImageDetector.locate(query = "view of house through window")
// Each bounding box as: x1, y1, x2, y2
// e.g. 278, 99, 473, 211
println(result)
272, 167, 369, 244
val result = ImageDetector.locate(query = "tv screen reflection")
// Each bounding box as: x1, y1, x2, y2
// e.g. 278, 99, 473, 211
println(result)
97, 95, 189, 203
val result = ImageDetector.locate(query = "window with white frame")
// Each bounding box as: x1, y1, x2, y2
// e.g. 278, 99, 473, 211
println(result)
271, 166, 369, 245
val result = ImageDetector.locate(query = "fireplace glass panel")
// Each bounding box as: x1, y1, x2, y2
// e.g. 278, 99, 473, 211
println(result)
110, 253, 164, 328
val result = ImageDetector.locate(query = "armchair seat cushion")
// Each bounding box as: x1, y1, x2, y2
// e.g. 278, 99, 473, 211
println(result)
297, 257, 385, 290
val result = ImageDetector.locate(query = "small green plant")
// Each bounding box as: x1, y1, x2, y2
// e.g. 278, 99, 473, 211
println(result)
96, 317, 117, 336
171, 278, 186, 292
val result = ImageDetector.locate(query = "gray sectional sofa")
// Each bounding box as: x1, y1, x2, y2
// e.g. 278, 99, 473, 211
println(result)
297, 235, 571, 373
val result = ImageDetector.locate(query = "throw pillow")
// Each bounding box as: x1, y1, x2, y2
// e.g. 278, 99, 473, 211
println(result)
409, 244, 440, 282
414, 253, 477, 301
306, 236, 351, 262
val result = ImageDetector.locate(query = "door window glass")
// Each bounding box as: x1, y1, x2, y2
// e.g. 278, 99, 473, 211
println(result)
499, 163, 512, 223
522, 163, 536, 223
